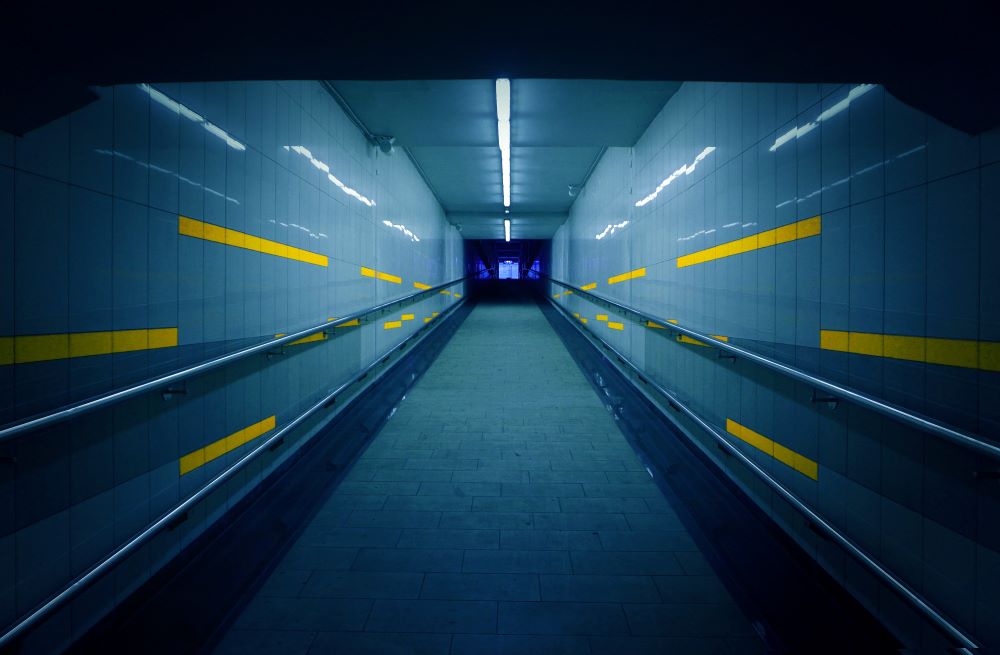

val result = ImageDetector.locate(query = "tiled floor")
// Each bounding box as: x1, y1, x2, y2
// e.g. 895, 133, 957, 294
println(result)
214, 296, 763, 654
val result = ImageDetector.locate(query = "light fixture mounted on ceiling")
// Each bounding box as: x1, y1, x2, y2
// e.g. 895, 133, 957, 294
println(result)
496, 79, 511, 209
504, 218, 511, 242
372, 134, 396, 155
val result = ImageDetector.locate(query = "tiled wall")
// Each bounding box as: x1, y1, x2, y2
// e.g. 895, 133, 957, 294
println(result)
0, 80, 463, 650
551, 82, 1000, 649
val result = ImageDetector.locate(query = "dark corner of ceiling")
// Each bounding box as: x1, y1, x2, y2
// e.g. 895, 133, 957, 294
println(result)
1, 83, 99, 136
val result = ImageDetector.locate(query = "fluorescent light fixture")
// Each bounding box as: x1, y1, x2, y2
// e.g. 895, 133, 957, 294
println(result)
635, 146, 716, 208
504, 218, 511, 242
284, 145, 375, 207
769, 83, 875, 152
140, 83, 246, 151
496, 78, 511, 208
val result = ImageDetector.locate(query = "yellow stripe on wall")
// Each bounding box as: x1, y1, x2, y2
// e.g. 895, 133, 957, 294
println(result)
820, 330, 1000, 372
432, 312, 439, 317
596, 315, 608, 322
401, 314, 415, 321
646, 321, 667, 329
328, 318, 360, 327
454, 293, 462, 298
1, 328, 178, 366
413, 282, 432, 290
274, 332, 327, 346
360, 266, 402, 284
726, 418, 818, 480
608, 268, 646, 285
384, 321, 402, 330
581, 283, 597, 291
677, 216, 821, 268
179, 216, 328, 267
179, 415, 277, 475
677, 334, 729, 347
553, 293, 561, 298
579, 318, 588, 324
440, 290, 452, 296
423, 317, 433, 323
608, 322, 625, 331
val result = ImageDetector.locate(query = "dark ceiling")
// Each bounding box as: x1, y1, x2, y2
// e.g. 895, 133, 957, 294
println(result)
1, 1, 998, 137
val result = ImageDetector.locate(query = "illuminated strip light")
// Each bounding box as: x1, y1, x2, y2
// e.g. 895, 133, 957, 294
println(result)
285, 146, 375, 207
360, 267, 402, 284
504, 218, 511, 242
1, 328, 177, 366
596, 220, 629, 240
726, 419, 818, 480
770, 84, 875, 152
140, 84, 245, 151
179, 216, 328, 267
677, 216, 820, 268
180, 416, 276, 475
383, 220, 420, 242
496, 79, 511, 208
820, 330, 1000, 372
635, 147, 716, 207
608, 268, 646, 285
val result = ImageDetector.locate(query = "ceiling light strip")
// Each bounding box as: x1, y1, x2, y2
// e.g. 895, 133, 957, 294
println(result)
496, 79, 511, 209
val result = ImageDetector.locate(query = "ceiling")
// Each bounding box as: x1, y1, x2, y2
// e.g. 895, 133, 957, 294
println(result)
331, 80, 681, 239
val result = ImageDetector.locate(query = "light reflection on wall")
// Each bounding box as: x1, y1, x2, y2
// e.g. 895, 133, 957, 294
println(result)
139, 84, 246, 151
635, 147, 716, 207
94, 148, 240, 205
595, 220, 629, 240
383, 219, 420, 242
284, 145, 375, 207
769, 83, 875, 152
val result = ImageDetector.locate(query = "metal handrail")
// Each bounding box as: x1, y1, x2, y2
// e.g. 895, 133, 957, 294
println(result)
0, 274, 474, 444
0, 294, 470, 649
545, 294, 978, 652
543, 273, 1000, 460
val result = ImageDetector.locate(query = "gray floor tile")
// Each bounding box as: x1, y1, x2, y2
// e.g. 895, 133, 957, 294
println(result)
351, 548, 464, 572
299, 570, 424, 599
499, 601, 629, 635
307, 632, 450, 655
421, 572, 540, 601
234, 596, 372, 631
451, 634, 590, 655
365, 599, 497, 633
540, 574, 661, 602
463, 549, 573, 574
397, 528, 499, 549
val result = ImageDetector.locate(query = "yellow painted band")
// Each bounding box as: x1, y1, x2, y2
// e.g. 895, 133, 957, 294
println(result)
360, 266, 402, 284
820, 329, 999, 372
608, 267, 646, 285
180, 415, 277, 475
3, 328, 178, 365
401, 314, 415, 321
413, 282, 432, 290
726, 418, 818, 480
384, 321, 402, 329
596, 315, 608, 322
677, 216, 820, 268
581, 283, 597, 291
608, 322, 625, 331
677, 334, 729, 348
179, 216, 327, 267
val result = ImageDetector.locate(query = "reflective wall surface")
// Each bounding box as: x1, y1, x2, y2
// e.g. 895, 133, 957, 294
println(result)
552, 82, 1000, 649
0, 81, 462, 650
